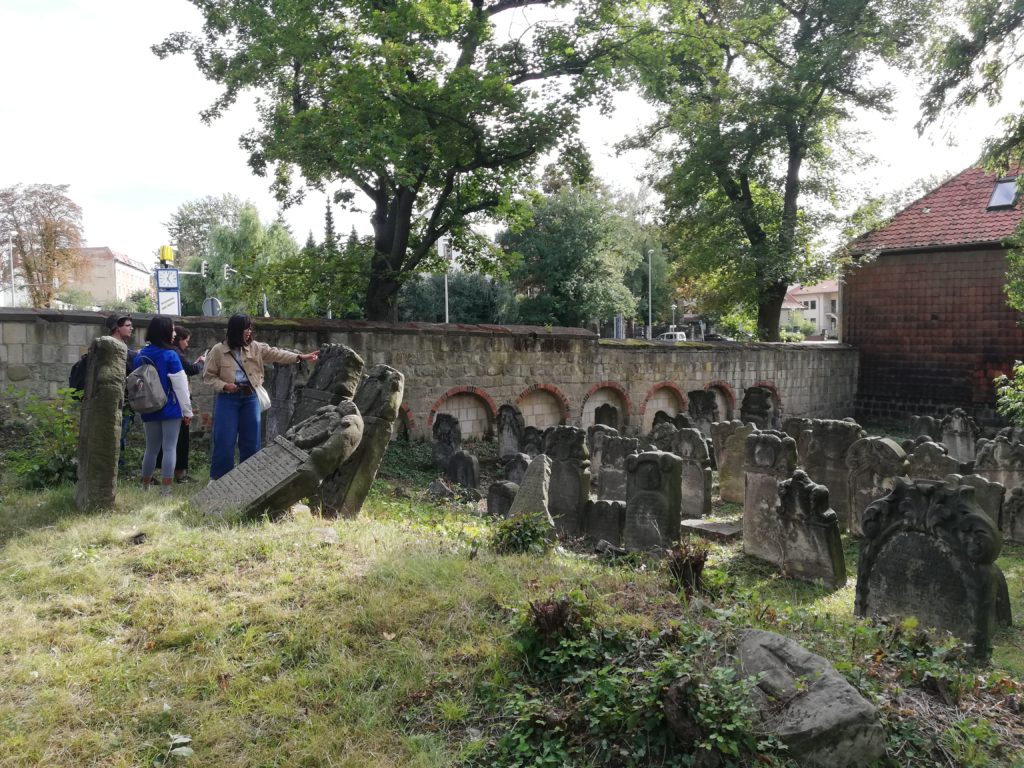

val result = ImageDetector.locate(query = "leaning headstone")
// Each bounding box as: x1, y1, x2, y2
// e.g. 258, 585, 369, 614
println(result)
1002, 487, 1024, 544
594, 402, 619, 430
743, 431, 798, 562
687, 390, 719, 437
597, 435, 640, 502
288, 344, 364, 429
495, 403, 525, 461
316, 364, 405, 517
974, 435, 1024, 503
740, 385, 778, 429
846, 437, 908, 537
623, 451, 684, 552
949, 474, 1005, 529
587, 424, 619, 488
521, 426, 544, 457
772, 470, 847, 588
504, 453, 532, 486
487, 481, 519, 518
446, 450, 480, 490
714, 421, 757, 504
670, 428, 712, 520
75, 336, 128, 512
649, 421, 678, 452
583, 499, 626, 546
907, 440, 961, 479
194, 401, 364, 521
542, 426, 591, 536
941, 408, 979, 463
264, 362, 300, 442
909, 415, 941, 441
506, 454, 555, 528
431, 413, 462, 471
801, 419, 866, 531
855, 477, 1007, 660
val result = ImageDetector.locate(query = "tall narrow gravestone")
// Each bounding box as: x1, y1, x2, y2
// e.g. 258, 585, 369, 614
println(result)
855, 477, 1009, 660
264, 362, 300, 442
772, 470, 846, 588
496, 403, 525, 461
670, 428, 712, 519
712, 421, 757, 503
940, 408, 979, 463
687, 390, 719, 437
75, 336, 128, 512
802, 419, 866, 531
743, 432, 798, 562
587, 424, 618, 488
597, 435, 640, 501
594, 403, 620, 430
975, 436, 1024, 503
845, 437, 907, 537
521, 426, 544, 457
623, 451, 683, 552
432, 413, 462, 471
542, 426, 591, 536
740, 386, 778, 429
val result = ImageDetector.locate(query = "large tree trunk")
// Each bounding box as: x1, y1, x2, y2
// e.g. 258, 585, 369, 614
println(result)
757, 282, 788, 342
363, 268, 402, 321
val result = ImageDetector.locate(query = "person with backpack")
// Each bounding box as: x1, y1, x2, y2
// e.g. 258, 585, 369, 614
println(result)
133, 315, 193, 494
203, 313, 318, 480
154, 325, 206, 483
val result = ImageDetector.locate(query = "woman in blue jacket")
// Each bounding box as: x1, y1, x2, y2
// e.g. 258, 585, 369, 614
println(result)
134, 316, 194, 495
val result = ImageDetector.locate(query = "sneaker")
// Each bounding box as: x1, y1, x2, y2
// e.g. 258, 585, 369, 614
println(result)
175, 475, 195, 484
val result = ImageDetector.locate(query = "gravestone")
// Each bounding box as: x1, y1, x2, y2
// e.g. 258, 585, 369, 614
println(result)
740, 385, 778, 429
846, 437, 908, 537
432, 413, 462, 471
687, 390, 719, 437
316, 364, 405, 517
801, 419, 866, 531
195, 401, 364, 521
649, 421, 678, 452
487, 481, 519, 518
594, 402, 620, 430
75, 336, 128, 512
504, 453, 532, 486
583, 499, 626, 546
670, 428, 712, 519
855, 477, 1008, 660
597, 435, 640, 501
782, 416, 813, 465
770, 470, 847, 587
507, 454, 556, 532
713, 421, 757, 503
264, 363, 300, 442
542, 426, 591, 536
495, 403, 525, 461
907, 440, 961, 479
288, 344, 364, 429
941, 408, 979, 463
521, 426, 544, 457
446, 450, 480, 490
997, 425, 1024, 443
743, 431, 798, 562
974, 435, 1024, 503
949, 473, 1005, 529
909, 415, 941, 441
587, 424, 619, 488
623, 451, 683, 552
1002, 487, 1024, 544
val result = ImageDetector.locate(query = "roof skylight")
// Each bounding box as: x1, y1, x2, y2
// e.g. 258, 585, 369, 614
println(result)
988, 177, 1018, 209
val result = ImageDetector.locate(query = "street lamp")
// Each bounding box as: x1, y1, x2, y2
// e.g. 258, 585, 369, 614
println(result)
672, 302, 677, 329
7, 231, 14, 307
646, 249, 653, 340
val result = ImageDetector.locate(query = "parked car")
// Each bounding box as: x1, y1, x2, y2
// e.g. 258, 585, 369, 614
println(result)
703, 333, 734, 342
655, 331, 688, 341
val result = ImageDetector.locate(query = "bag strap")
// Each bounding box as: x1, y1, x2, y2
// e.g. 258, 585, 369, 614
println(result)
230, 349, 255, 388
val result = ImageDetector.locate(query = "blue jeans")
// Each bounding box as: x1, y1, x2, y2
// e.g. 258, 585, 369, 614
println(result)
211, 392, 261, 480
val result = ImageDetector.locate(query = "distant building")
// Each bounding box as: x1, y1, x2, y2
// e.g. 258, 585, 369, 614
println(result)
789, 280, 840, 338
75, 247, 152, 305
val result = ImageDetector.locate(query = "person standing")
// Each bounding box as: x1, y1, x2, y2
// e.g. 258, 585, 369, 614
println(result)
203, 313, 318, 480
134, 316, 193, 495
155, 325, 206, 483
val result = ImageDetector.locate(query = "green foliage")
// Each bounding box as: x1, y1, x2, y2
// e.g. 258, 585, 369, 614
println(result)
2, 388, 79, 488
55, 288, 97, 309
398, 271, 516, 325
779, 329, 805, 343
490, 514, 554, 556
995, 361, 1024, 426
127, 289, 155, 314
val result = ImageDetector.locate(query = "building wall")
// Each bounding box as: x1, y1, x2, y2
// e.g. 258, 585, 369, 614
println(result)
114, 262, 152, 302
0, 309, 859, 438
843, 246, 1024, 424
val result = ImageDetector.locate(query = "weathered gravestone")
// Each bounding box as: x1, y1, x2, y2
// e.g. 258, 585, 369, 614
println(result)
583, 499, 626, 546
431, 413, 462, 471
653, 411, 696, 430
521, 426, 544, 457
495, 403, 525, 461
740, 385, 778, 429
712, 421, 757, 503
649, 421, 678, 452
782, 416, 813, 465
975, 435, 1024, 503
587, 424, 618, 488
503, 453, 531, 486
670, 428, 712, 520
846, 437, 908, 537
949, 473, 1005, 529
264, 362, 300, 442
907, 440, 961, 479
194, 402, 364, 521
687, 390, 719, 437
1002, 487, 1024, 544
801, 419, 866, 531
623, 451, 683, 552
487, 481, 519, 518
743, 431, 798, 562
855, 477, 1009, 660
594, 402, 620, 430
597, 435, 640, 502
941, 408, 979, 463
315, 364, 405, 517
542, 426, 591, 536
767, 470, 847, 588
506, 454, 556, 537
75, 336, 128, 512
997, 425, 1024, 443
909, 414, 941, 441
446, 450, 480, 490
288, 344, 364, 430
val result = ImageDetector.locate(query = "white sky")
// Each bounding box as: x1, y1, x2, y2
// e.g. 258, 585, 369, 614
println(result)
1, 0, 1018, 266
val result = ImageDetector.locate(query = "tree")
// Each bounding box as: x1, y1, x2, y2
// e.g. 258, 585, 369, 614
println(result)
154, 0, 627, 321
628, 0, 934, 340
398, 271, 516, 323
0, 184, 84, 308
165, 194, 245, 267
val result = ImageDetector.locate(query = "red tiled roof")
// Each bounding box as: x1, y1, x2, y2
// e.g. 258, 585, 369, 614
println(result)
850, 166, 1024, 253
782, 292, 804, 310
791, 279, 838, 296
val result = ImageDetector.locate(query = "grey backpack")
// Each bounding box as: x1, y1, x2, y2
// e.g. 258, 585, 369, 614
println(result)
125, 357, 168, 414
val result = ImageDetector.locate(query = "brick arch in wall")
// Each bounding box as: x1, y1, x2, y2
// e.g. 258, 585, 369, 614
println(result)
393, 403, 416, 441
428, 385, 498, 439
705, 380, 737, 421
580, 381, 632, 431
640, 381, 688, 433
514, 383, 570, 429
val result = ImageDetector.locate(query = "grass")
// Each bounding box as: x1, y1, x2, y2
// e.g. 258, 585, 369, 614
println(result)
0, 440, 1023, 766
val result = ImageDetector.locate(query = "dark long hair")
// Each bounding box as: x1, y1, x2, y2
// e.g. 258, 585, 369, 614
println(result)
226, 313, 253, 349
145, 316, 175, 348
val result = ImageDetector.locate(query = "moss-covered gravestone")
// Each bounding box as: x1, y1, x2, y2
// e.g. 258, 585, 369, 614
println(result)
75, 336, 127, 512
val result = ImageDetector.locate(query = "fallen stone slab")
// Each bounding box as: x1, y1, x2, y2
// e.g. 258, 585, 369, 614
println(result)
679, 519, 742, 542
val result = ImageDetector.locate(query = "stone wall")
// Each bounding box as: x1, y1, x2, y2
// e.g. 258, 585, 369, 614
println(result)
0, 309, 858, 439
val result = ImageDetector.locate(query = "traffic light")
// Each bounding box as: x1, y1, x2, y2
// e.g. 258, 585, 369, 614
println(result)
159, 245, 174, 267
223, 263, 231, 280
200, 260, 209, 278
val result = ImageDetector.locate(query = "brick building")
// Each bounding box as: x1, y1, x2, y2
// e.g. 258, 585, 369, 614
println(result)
844, 166, 1024, 424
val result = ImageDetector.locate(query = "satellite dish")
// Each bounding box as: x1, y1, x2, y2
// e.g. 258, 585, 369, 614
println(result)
202, 297, 222, 317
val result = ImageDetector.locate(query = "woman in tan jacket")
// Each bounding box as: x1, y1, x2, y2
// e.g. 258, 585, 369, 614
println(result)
203, 313, 318, 479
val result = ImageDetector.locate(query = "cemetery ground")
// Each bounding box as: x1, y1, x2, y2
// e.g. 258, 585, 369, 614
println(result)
0, 436, 1022, 767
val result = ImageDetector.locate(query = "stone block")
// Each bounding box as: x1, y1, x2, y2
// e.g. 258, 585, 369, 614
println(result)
3, 323, 27, 345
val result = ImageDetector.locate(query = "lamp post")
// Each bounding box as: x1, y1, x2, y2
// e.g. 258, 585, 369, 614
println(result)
7, 231, 14, 307
646, 249, 653, 340
672, 302, 677, 330
438, 236, 451, 323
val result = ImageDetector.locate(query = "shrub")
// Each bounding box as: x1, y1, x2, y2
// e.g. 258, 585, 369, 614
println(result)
2, 387, 80, 488
666, 537, 710, 596
995, 360, 1024, 425
490, 513, 554, 555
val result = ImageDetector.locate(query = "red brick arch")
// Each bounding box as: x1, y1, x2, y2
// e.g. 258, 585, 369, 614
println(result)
580, 381, 632, 426
639, 381, 688, 424
514, 383, 571, 424
427, 385, 499, 430
705, 380, 737, 415
398, 403, 416, 432
752, 380, 783, 408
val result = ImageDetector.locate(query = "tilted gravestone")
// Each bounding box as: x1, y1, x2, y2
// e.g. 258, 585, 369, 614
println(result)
487, 481, 519, 518
315, 364, 405, 517
743, 431, 798, 562
846, 437, 908, 537
949, 473, 1005, 529
583, 499, 626, 546
687, 390, 719, 437
801, 419, 866, 531
495, 403, 525, 461
446, 450, 480, 490
907, 440, 961, 479
75, 336, 128, 512
855, 477, 1009, 660
740, 385, 778, 429
670, 428, 712, 520
974, 436, 1024, 503
597, 435, 640, 502
542, 426, 591, 536
769, 470, 847, 588
431, 413, 462, 471
649, 421, 678, 452
194, 401, 364, 521
594, 402, 620, 430
264, 362, 300, 442
941, 408, 979, 463
587, 424, 618, 488
623, 451, 683, 552
506, 454, 556, 537
287, 344, 364, 430
712, 421, 757, 504
1002, 487, 1024, 544
909, 414, 941, 441
521, 426, 544, 457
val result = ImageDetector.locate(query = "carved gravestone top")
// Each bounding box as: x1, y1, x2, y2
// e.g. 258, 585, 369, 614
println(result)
587, 424, 619, 486
354, 364, 404, 422
855, 477, 1006, 659
670, 428, 711, 465
941, 408, 979, 463
740, 386, 778, 429
687, 390, 719, 436
775, 469, 846, 587
75, 336, 128, 512
845, 437, 908, 536
996, 426, 1024, 443
907, 440, 960, 480
649, 421, 678, 452
594, 402, 620, 430
975, 435, 1024, 471
521, 426, 544, 457
543, 425, 591, 535
504, 453, 532, 486
543, 425, 589, 463
947, 473, 1005, 529
743, 432, 798, 562
432, 413, 462, 471
672, 427, 712, 520
290, 344, 365, 428
801, 419, 866, 530
496, 404, 525, 461
623, 451, 683, 552
909, 415, 941, 441
744, 431, 798, 478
